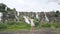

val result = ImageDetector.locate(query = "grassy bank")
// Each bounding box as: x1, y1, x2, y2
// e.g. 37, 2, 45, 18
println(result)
0, 17, 60, 31
0, 21, 31, 31
0, 21, 60, 31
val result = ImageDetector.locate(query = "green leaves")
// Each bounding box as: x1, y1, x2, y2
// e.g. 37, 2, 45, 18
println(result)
55, 10, 60, 17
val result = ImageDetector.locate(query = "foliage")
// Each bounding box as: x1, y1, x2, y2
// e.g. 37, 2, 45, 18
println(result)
7, 21, 17, 25
0, 3, 17, 14
0, 21, 31, 31
0, 21, 60, 31
56, 10, 59, 13
7, 22, 31, 30
41, 23, 51, 28
34, 18, 60, 29
0, 3, 60, 31
0, 3, 7, 13
55, 10, 60, 17
34, 18, 41, 29
0, 23, 7, 30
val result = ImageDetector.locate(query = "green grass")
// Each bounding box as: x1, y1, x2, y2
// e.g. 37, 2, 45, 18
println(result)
7, 23, 31, 30
0, 21, 60, 31
0, 21, 31, 31
0, 17, 60, 31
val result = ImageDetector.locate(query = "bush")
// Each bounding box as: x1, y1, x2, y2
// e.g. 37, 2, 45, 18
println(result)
35, 22, 39, 27
0, 23, 7, 29
54, 23, 60, 28
7, 21, 17, 25
41, 23, 51, 28
7, 22, 31, 30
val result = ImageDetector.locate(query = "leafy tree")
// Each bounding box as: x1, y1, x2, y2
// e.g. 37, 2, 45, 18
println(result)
0, 3, 16, 13
0, 3, 7, 13
56, 10, 59, 13
0, 3, 17, 22
11, 8, 17, 14
55, 10, 60, 17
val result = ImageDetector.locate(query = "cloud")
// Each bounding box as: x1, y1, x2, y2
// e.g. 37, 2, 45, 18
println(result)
0, 0, 60, 12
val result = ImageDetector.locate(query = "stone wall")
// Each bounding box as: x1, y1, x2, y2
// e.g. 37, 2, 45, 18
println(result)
19, 12, 60, 23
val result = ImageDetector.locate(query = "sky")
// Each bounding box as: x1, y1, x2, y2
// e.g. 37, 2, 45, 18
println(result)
0, 0, 60, 12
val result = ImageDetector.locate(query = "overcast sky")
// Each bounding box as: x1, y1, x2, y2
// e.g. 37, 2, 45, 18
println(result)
0, 0, 60, 12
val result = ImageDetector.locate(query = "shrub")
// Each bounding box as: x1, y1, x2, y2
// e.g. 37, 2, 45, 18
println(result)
0, 23, 7, 29
7, 21, 17, 25
41, 23, 51, 28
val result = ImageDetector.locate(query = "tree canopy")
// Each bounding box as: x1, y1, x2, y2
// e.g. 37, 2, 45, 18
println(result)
0, 3, 17, 14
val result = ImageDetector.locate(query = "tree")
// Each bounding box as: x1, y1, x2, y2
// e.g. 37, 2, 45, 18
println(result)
55, 10, 60, 17
56, 10, 59, 13
0, 3, 7, 13
12, 8, 17, 14
0, 3, 17, 22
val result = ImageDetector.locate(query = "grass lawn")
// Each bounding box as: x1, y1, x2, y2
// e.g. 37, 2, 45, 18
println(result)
0, 22, 31, 31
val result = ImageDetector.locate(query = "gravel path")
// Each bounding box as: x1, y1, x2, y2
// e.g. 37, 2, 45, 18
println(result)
0, 29, 60, 34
